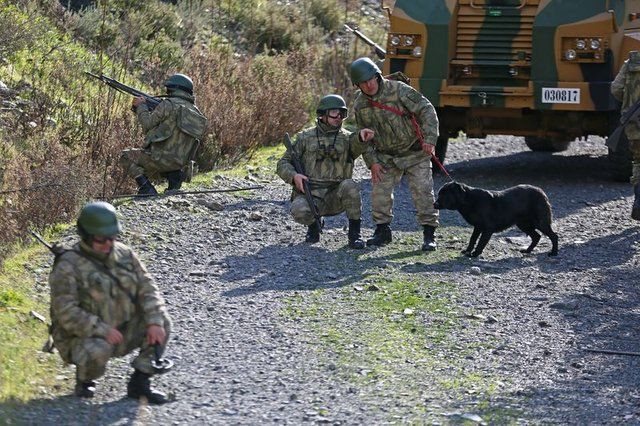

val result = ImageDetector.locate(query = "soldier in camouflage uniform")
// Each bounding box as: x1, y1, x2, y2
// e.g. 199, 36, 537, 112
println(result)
277, 95, 374, 248
350, 57, 440, 251
611, 50, 640, 220
120, 73, 207, 195
49, 202, 171, 404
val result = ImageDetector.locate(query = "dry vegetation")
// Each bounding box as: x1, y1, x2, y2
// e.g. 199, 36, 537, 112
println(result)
0, 0, 386, 260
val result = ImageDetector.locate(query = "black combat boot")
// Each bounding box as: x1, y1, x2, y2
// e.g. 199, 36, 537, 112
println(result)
305, 220, 322, 244
348, 219, 365, 249
633, 184, 640, 221
135, 175, 158, 196
163, 170, 184, 191
422, 225, 437, 251
127, 370, 168, 405
366, 223, 392, 247
74, 379, 96, 398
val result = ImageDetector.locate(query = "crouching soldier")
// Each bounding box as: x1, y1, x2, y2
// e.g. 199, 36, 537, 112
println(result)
49, 201, 172, 404
277, 94, 374, 248
120, 73, 207, 195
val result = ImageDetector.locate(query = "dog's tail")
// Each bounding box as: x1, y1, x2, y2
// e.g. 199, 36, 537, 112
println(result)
535, 190, 554, 226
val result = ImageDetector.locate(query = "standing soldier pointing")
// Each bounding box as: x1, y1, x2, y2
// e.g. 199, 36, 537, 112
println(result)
120, 73, 207, 195
277, 94, 374, 248
48, 202, 172, 403
350, 57, 440, 251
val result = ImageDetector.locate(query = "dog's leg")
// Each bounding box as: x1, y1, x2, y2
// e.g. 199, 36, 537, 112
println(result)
463, 227, 481, 255
470, 232, 493, 257
538, 223, 559, 256
521, 231, 541, 253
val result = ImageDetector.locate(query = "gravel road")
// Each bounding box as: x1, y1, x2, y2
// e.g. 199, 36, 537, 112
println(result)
3, 134, 640, 425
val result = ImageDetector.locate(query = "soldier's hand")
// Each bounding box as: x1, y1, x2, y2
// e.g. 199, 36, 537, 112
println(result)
422, 143, 435, 156
371, 163, 387, 184
132, 96, 146, 108
359, 128, 375, 142
293, 173, 309, 193
147, 324, 166, 345
106, 328, 124, 345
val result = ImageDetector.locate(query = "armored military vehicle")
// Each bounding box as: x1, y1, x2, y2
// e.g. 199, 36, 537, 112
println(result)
378, 0, 640, 178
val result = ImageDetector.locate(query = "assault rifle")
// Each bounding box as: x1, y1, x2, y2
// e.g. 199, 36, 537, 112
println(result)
85, 72, 163, 111
283, 133, 322, 233
607, 99, 640, 151
344, 24, 386, 60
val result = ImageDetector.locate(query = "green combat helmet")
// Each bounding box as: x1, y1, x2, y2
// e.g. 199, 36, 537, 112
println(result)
165, 73, 193, 94
349, 57, 381, 85
77, 201, 121, 238
316, 94, 348, 116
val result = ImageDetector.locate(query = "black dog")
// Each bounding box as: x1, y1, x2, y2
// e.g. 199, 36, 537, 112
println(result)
434, 182, 559, 257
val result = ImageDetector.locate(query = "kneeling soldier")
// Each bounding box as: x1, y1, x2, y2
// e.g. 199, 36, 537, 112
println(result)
49, 201, 172, 404
277, 94, 374, 248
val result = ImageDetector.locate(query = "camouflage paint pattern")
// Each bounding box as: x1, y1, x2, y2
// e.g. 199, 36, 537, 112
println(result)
49, 241, 170, 380
382, 0, 640, 140
611, 54, 640, 184
277, 121, 365, 223
290, 179, 361, 224
353, 78, 439, 170
120, 89, 205, 176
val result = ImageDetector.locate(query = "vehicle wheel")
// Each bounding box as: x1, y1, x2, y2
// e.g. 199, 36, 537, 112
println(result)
524, 137, 571, 152
432, 136, 448, 173
608, 133, 632, 182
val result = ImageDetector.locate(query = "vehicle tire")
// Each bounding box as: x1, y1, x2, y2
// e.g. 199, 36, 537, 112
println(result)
608, 133, 632, 182
432, 136, 448, 173
524, 137, 571, 152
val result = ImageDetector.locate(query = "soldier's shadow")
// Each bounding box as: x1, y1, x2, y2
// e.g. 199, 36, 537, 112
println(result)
0, 395, 145, 425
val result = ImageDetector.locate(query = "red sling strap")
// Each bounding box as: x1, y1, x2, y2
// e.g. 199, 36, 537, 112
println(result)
367, 98, 452, 180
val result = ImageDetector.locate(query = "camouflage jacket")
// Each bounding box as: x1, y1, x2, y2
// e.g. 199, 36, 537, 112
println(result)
611, 60, 640, 139
136, 89, 207, 172
49, 241, 168, 359
354, 78, 439, 170
276, 121, 365, 198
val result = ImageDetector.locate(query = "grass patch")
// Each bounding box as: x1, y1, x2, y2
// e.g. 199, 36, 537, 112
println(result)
282, 232, 517, 421
0, 226, 70, 402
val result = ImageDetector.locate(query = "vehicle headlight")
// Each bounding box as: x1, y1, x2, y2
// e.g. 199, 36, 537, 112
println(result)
576, 39, 586, 50
565, 49, 577, 60
404, 36, 414, 46
390, 36, 400, 46
590, 39, 601, 50
412, 46, 422, 57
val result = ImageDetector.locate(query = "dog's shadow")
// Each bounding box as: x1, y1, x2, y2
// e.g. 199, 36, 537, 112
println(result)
399, 226, 639, 275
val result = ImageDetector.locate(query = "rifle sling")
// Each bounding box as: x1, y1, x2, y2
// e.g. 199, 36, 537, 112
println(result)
73, 249, 138, 305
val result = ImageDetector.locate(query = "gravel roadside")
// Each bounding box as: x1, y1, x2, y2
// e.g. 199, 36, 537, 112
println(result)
2, 134, 639, 425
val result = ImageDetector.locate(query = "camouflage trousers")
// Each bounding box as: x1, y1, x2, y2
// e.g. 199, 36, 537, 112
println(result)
291, 179, 361, 225
372, 159, 439, 227
69, 315, 171, 382
120, 148, 180, 178
630, 139, 640, 185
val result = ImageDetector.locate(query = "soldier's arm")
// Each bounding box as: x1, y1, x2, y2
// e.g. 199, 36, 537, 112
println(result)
611, 62, 628, 101
136, 98, 172, 133
49, 259, 111, 338
348, 131, 365, 159
131, 251, 167, 327
276, 133, 304, 184
355, 109, 379, 168
399, 83, 439, 146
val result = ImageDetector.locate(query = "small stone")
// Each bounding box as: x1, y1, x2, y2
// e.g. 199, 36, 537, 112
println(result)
367, 284, 381, 291
353, 285, 364, 292
538, 320, 551, 328
189, 270, 206, 276
403, 308, 414, 316
248, 211, 263, 221
30, 310, 46, 323
549, 300, 578, 311
485, 315, 498, 324
469, 266, 482, 275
